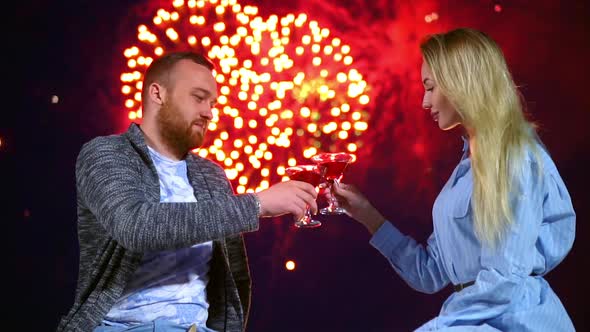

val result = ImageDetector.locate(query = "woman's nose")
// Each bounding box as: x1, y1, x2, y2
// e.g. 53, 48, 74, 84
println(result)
422, 97, 431, 110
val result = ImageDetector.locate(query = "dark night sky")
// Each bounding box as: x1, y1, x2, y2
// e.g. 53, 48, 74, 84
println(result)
5, 0, 589, 331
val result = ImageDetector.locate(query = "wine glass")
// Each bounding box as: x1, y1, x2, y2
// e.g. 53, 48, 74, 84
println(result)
285, 164, 322, 228
310, 152, 354, 215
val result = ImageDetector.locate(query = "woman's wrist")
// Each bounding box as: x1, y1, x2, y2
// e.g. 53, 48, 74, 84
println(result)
365, 213, 386, 235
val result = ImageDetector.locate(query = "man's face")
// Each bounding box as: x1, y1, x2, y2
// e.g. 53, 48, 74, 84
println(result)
157, 60, 218, 154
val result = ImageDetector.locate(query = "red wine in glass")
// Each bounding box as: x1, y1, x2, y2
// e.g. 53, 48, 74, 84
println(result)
310, 153, 354, 215
320, 161, 349, 182
286, 165, 322, 228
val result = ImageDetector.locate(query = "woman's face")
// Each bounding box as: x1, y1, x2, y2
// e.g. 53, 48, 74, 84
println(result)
421, 61, 463, 131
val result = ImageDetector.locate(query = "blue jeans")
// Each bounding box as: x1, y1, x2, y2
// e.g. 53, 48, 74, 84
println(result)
93, 319, 217, 332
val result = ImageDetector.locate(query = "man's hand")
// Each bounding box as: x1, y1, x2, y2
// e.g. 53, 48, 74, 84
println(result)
256, 180, 318, 220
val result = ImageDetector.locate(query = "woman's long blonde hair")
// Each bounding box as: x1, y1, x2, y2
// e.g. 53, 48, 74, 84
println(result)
420, 28, 541, 246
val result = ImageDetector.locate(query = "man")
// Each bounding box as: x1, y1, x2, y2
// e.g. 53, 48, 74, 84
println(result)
57, 52, 317, 332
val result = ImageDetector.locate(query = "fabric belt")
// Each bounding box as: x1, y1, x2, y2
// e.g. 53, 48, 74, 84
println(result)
453, 273, 539, 292
453, 280, 475, 292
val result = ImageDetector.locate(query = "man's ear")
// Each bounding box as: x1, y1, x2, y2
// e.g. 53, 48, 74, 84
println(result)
148, 82, 166, 106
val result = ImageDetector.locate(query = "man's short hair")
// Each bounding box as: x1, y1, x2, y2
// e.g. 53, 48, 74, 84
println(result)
141, 51, 215, 101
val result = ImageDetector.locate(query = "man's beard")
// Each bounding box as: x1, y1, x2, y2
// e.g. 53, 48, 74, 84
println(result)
157, 100, 205, 158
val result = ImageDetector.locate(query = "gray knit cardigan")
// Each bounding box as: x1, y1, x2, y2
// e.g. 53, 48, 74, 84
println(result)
57, 123, 260, 331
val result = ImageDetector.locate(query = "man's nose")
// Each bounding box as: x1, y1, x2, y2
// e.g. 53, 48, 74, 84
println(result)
201, 106, 213, 120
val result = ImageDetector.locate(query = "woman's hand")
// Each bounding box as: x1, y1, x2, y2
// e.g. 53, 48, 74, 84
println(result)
331, 180, 386, 234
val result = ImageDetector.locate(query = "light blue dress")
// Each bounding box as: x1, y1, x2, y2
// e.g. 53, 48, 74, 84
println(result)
370, 139, 576, 331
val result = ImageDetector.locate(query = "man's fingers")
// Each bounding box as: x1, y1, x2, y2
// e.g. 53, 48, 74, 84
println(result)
309, 200, 318, 215
293, 188, 317, 207
290, 180, 318, 198
292, 199, 307, 220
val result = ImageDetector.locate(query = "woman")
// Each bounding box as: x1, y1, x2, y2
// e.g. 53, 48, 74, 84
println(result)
333, 28, 576, 331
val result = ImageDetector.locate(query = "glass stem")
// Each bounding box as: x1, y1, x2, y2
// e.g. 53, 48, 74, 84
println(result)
328, 184, 338, 209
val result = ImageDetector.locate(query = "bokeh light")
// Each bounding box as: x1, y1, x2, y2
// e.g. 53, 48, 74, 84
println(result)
120, 0, 371, 193
285, 260, 296, 271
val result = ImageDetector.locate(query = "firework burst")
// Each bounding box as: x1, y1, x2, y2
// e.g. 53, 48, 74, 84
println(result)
120, 0, 372, 193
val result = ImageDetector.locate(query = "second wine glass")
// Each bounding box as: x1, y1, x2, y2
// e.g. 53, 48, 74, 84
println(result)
311, 152, 354, 215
